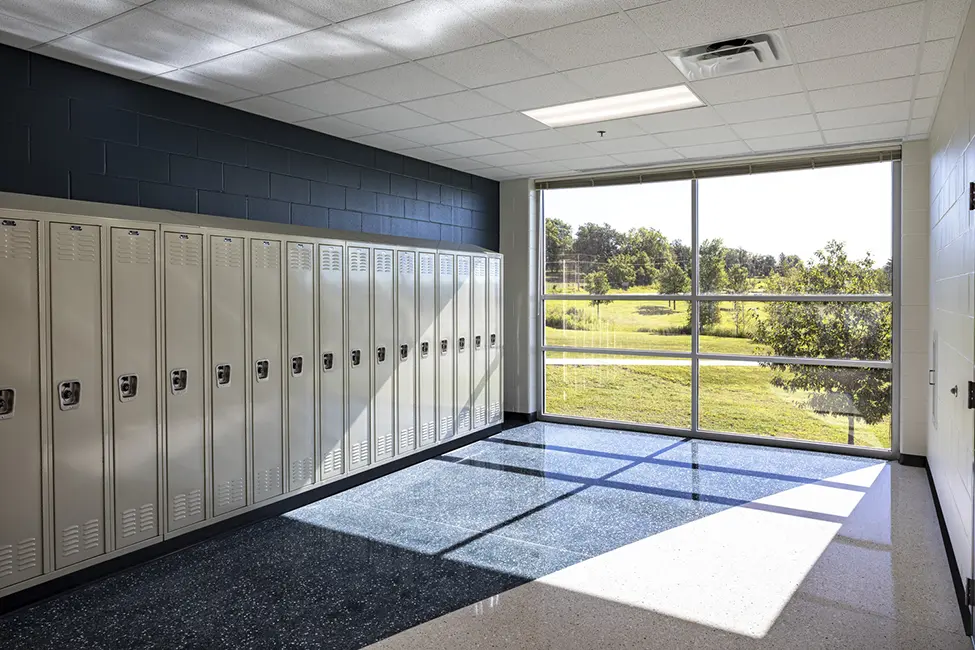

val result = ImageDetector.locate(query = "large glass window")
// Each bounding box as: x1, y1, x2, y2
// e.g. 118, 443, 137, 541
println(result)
540, 161, 895, 450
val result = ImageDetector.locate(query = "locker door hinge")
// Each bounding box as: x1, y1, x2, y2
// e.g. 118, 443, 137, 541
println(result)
968, 381, 975, 409
967, 578, 975, 606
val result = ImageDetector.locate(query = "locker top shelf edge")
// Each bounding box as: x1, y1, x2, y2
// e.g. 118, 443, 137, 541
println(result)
0, 191, 500, 257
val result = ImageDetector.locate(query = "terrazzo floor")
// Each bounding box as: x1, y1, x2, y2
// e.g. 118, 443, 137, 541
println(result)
0, 422, 969, 649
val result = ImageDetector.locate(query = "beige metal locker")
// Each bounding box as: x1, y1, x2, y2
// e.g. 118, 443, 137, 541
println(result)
0, 218, 43, 588
373, 248, 395, 462
49, 222, 105, 569
287, 241, 315, 491
396, 251, 417, 455
111, 228, 158, 547
318, 244, 345, 479
164, 232, 206, 531
488, 257, 502, 424
417, 253, 437, 448
437, 253, 455, 441
455, 255, 472, 436
472, 256, 488, 431
210, 235, 247, 516
347, 246, 372, 469
251, 238, 284, 502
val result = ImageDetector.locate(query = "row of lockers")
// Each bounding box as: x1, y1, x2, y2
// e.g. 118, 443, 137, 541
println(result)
0, 211, 502, 593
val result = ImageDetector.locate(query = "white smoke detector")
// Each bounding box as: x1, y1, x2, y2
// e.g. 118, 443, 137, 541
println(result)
665, 32, 789, 81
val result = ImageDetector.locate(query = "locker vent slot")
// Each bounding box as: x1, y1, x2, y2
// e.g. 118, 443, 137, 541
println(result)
139, 503, 155, 532
216, 478, 245, 507
475, 404, 487, 427
439, 256, 453, 276
348, 248, 369, 274
376, 433, 394, 459
167, 236, 202, 267
320, 245, 342, 272
289, 244, 314, 271
17, 538, 37, 573
256, 466, 282, 496
55, 228, 97, 263
457, 256, 470, 277
121, 508, 138, 538
420, 254, 435, 275
459, 410, 471, 432
323, 447, 344, 475
420, 421, 436, 445
376, 249, 393, 274
253, 241, 280, 270
490, 401, 501, 421
291, 456, 314, 485
172, 491, 202, 521
490, 260, 500, 278
474, 257, 486, 276
83, 520, 100, 550
213, 239, 242, 268
440, 415, 453, 438
113, 231, 153, 265
0, 546, 10, 577
61, 526, 79, 557
399, 426, 416, 450
398, 252, 414, 275
0, 224, 34, 260
351, 441, 370, 466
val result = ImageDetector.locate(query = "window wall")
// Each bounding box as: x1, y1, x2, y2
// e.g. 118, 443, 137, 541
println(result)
540, 162, 896, 451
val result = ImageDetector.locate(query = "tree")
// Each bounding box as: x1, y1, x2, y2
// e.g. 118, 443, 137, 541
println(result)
545, 218, 573, 266
697, 238, 727, 328
574, 223, 620, 272
658, 261, 689, 309
755, 241, 892, 443
623, 227, 671, 270
776, 253, 802, 275
727, 264, 750, 336
583, 271, 610, 318
605, 254, 636, 290
671, 239, 691, 275
632, 251, 657, 287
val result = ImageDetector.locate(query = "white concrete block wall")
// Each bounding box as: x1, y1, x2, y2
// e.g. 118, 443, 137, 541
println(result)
927, 0, 975, 592
901, 141, 931, 457
500, 179, 538, 415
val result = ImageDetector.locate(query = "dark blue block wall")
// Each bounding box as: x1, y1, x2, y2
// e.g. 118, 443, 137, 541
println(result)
0, 44, 500, 251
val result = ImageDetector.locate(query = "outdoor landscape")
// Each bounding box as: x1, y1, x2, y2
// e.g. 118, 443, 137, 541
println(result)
543, 215, 893, 449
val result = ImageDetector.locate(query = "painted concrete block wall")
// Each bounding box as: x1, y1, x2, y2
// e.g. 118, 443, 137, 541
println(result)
500, 179, 538, 416
901, 141, 931, 457
0, 44, 499, 250
927, 0, 975, 592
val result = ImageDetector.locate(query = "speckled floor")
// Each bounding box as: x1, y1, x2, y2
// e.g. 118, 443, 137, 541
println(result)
0, 423, 969, 649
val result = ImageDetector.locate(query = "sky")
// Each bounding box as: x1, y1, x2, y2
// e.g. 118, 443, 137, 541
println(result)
543, 162, 894, 265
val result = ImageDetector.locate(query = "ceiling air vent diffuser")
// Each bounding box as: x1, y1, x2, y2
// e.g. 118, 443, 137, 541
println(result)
666, 32, 788, 81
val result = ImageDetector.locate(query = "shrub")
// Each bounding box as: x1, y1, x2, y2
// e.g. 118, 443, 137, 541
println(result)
546, 305, 598, 331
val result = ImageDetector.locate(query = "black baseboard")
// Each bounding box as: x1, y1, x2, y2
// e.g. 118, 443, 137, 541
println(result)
503, 411, 538, 425
899, 454, 927, 467
0, 422, 505, 616
924, 460, 973, 636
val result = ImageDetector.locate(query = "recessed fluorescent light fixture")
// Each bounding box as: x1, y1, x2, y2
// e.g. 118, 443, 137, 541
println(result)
523, 85, 704, 128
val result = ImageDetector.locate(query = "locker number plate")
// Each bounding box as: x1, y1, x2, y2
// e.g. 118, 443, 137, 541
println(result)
57, 380, 81, 410
0, 388, 14, 419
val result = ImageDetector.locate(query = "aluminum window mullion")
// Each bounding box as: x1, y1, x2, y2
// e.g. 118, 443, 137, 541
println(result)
544, 293, 893, 302
697, 352, 892, 369
690, 179, 700, 433
542, 293, 693, 301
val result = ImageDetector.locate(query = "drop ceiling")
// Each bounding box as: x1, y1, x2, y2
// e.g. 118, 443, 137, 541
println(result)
1, 0, 968, 180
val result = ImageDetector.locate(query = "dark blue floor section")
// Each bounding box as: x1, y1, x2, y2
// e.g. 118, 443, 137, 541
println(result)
0, 423, 882, 649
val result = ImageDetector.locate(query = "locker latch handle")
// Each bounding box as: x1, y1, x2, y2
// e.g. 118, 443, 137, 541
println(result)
256, 360, 270, 381
323, 353, 334, 371
216, 364, 231, 386
475, 335, 482, 350
57, 380, 81, 410
376, 346, 386, 363
351, 349, 361, 367
458, 337, 466, 352
118, 374, 139, 401
170, 369, 188, 394
0, 388, 15, 419
400, 344, 409, 360
421, 342, 430, 358
490, 334, 497, 347
291, 356, 304, 376
440, 339, 448, 355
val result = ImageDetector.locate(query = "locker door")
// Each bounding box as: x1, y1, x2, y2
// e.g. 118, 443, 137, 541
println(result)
164, 232, 205, 531
318, 244, 345, 479
0, 218, 42, 587
287, 242, 315, 491
111, 228, 158, 547
472, 256, 488, 431
251, 239, 284, 502
373, 248, 395, 462
488, 257, 502, 424
396, 251, 417, 455
437, 253, 455, 440
50, 222, 105, 569
347, 246, 372, 470
455, 255, 472, 436
210, 236, 246, 516
417, 253, 437, 447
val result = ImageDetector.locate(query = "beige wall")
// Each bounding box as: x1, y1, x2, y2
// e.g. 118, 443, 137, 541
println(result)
927, 0, 975, 589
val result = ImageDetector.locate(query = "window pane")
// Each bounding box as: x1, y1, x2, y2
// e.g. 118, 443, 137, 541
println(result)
699, 364, 891, 449
698, 163, 892, 295
543, 181, 691, 295
697, 300, 892, 361
545, 299, 691, 352
545, 352, 691, 429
